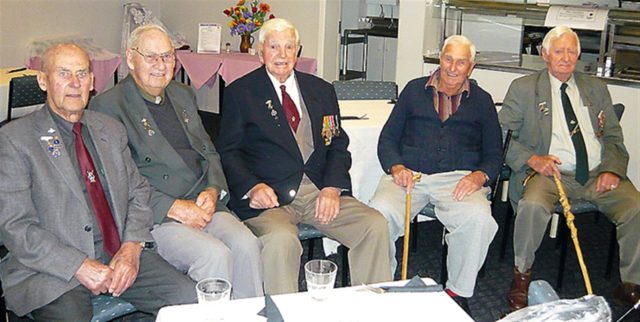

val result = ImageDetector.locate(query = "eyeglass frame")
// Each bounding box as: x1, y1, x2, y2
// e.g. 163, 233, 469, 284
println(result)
132, 48, 176, 64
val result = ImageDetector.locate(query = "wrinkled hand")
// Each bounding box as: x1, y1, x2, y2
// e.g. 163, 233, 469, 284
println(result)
452, 171, 486, 201
391, 164, 416, 193
108, 242, 142, 297
527, 155, 562, 178
315, 187, 341, 224
74, 258, 113, 295
248, 183, 279, 209
196, 188, 218, 215
595, 172, 621, 194
167, 199, 213, 229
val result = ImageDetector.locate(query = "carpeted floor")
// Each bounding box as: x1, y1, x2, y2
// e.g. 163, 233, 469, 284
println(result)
299, 203, 640, 322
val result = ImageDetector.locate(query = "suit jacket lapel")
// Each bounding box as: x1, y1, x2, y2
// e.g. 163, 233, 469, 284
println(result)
536, 71, 553, 154
33, 107, 88, 210
296, 71, 323, 152
574, 72, 600, 132
121, 76, 198, 184
256, 67, 302, 161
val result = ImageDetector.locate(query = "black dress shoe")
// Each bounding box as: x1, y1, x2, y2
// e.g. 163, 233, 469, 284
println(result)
613, 282, 640, 307
451, 296, 472, 316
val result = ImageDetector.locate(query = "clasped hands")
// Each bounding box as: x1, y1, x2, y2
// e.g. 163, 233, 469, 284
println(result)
248, 183, 341, 224
526, 154, 620, 193
74, 241, 141, 297
391, 164, 486, 201
167, 188, 219, 229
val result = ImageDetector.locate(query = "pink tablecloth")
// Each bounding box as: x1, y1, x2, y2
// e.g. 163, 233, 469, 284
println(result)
176, 51, 317, 90
27, 50, 121, 93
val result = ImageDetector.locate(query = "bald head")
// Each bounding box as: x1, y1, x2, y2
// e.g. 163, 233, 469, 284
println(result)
37, 43, 94, 123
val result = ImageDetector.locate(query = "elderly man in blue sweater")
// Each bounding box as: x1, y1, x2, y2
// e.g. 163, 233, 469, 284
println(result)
370, 35, 502, 313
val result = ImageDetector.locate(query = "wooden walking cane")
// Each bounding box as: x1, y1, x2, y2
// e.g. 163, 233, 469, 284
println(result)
552, 173, 593, 295
401, 173, 422, 280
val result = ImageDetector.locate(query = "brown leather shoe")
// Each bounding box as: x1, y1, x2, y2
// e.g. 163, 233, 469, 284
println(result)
507, 268, 531, 311
613, 282, 640, 307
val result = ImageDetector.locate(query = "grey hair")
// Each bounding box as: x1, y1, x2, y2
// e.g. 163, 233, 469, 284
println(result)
258, 18, 300, 46
441, 35, 476, 62
127, 23, 172, 50
542, 25, 581, 55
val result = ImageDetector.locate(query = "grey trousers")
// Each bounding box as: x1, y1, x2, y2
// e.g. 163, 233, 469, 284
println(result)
151, 210, 263, 299
30, 251, 196, 321
244, 182, 392, 295
514, 172, 640, 284
370, 171, 498, 297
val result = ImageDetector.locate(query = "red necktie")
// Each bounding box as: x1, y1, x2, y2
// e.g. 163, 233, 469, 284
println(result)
280, 85, 300, 132
73, 122, 121, 257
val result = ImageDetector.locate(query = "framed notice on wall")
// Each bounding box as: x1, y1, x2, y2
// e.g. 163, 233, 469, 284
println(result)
197, 23, 222, 53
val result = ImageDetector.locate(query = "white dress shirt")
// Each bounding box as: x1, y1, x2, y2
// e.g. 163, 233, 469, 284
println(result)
266, 71, 302, 116
548, 73, 602, 173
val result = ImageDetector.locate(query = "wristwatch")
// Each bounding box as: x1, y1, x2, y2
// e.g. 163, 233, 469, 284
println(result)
139, 241, 155, 250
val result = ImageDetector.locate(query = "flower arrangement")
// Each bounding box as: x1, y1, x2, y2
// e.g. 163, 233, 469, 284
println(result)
223, 0, 275, 36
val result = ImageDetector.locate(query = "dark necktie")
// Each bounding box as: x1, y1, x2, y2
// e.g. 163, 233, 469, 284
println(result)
280, 85, 300, 132
73, 122, 121, 256
560, 83, 589, 185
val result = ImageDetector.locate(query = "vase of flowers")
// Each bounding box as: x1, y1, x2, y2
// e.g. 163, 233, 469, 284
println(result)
223, 0, 275, 53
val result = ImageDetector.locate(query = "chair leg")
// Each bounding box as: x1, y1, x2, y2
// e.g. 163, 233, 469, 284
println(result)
557, 223, 569, 290
499, 202, 514, 260
307, 239, 315, 262
605, 222, 617, 279
440, 227, 448, 285
410, 217, 418, 253
339, 245, 349, 287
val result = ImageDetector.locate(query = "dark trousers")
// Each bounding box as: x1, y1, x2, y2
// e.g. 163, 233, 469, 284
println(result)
31, 251, 196, 321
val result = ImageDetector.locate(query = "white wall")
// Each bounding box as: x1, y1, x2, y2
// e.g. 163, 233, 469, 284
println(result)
0, 0, 337, 79
395, 0, 427, 90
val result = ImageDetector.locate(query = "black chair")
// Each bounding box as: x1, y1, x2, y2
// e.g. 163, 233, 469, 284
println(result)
499, 103, 624, 290
297, 224, 349, 287
3, 75, 46, 126
410, 129, 513, 284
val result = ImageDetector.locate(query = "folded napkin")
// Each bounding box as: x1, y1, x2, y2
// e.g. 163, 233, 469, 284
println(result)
257, 294, 284, 322
380, 275, 444, 293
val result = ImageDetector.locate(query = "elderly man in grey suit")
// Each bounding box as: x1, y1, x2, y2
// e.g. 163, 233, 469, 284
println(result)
499, 25, 640, 310
90, 24, 263, 298
0, 44, 196, 321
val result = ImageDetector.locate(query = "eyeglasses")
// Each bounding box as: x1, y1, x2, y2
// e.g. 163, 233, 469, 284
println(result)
132, 48, 175, 64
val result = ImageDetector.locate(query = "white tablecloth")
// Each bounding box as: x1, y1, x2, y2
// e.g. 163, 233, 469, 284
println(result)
156, 278, 473, 322
340, 100, 394, 204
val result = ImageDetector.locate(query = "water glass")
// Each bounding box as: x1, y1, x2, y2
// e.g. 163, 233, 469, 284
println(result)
196, 278, 232, 304
304, 259, 337, 301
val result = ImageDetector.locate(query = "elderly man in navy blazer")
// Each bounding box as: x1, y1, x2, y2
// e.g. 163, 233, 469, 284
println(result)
217, 18, 391, 295
0, 44, 196, 320
370, 35, 502, 313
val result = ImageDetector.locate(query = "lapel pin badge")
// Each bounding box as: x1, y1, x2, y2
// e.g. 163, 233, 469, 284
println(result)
141, 118, 155, 136
41, 135, 62, 158
182, 109, 189, 123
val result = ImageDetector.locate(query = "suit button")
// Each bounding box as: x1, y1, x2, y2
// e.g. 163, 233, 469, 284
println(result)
145, 157, 151, 162
289, 189, 296, 197
163, 174, 169, 180
84, 225, 92, 232
202, 145, 207, 151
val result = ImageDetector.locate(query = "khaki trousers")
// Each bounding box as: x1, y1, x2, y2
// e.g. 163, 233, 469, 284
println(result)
245, 182, 392, 295
514, 172, 640, 284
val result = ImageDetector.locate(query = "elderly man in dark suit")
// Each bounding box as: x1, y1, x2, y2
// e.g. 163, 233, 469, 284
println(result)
499, 25, 640, 310
217, 18, 391, 295
0, 44, 196, 321
90, 24, 262, 299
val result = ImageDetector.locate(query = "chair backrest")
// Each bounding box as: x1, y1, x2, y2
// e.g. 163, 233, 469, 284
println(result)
613, 103, 624, 121
7, 75, 46, 121
332, 80, 397, 100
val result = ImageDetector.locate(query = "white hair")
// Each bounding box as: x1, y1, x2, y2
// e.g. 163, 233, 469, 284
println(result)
258, 18, 300, 46
542, 25, 581, 55
127, 23, 172, 50
441, 35, 476, 62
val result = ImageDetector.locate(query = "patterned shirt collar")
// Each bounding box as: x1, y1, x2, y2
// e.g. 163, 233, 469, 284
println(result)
425, 68, 470, 98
